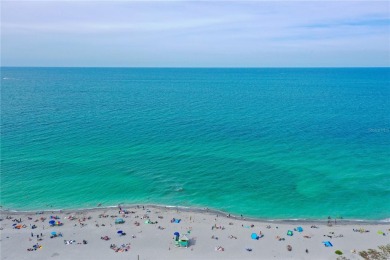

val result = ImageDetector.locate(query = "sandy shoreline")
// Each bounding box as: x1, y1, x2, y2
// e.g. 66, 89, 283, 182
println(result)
1, 205, 389, 260
2, 204, 389, 224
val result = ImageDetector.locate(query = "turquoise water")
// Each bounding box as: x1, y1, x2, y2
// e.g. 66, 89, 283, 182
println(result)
1, 67, 389, 220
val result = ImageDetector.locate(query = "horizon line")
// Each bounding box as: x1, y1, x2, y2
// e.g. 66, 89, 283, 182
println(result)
2, 66, 390, 69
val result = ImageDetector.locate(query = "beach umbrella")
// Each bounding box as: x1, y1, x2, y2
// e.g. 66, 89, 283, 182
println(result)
297, 227, 303, 232
117, 230, 123, 234
287, 230, 293, 236
174, 232, 180, 236
49, 220, 55, 225
51, 231, 57, 236
251, 233, 259, 240
323, 241, 333, 247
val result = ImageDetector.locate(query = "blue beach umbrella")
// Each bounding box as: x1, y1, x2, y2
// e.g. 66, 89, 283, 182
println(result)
174, 232, 180, 236
117, 230, 123, 234
51, 231, 57, 236
49, 220, 55, 225
251, 233, 259, 240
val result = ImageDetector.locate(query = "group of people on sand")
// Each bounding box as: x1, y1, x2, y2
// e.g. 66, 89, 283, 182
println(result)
353, 228, 370, 233
27, 243, 42, 251
63, 239, 87, 245
110, 243, 131, 253
31, 232, 43, 238
212, 224, 225, 230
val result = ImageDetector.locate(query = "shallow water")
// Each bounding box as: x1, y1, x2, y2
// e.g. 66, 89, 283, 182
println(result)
1, 67, 389, 220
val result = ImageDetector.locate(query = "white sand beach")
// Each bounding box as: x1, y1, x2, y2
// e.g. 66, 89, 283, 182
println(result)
1, 205, 389, 260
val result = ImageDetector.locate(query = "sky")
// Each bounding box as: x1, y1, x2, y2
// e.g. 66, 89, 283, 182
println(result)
1, 0, 389, 67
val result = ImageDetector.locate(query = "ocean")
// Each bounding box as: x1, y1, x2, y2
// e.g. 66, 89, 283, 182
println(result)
1, 67, 389, 221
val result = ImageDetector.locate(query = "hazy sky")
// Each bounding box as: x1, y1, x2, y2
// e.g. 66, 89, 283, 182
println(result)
1, 0, 389, 67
